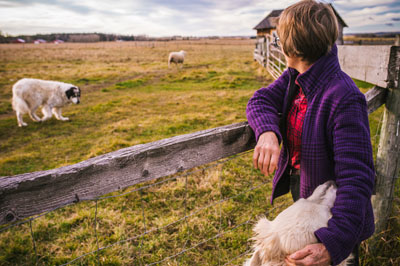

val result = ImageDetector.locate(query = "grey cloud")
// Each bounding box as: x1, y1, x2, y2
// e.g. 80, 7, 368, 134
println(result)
146, 0, 213, 10
139, 0, 263, 16
0, 0, 93, 15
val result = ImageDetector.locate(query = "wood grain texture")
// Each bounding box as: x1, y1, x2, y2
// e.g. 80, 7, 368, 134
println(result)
337, 45, 392, 88
0, 122, 256, 225
365, 86, 387, 114
372, 46, 400, 233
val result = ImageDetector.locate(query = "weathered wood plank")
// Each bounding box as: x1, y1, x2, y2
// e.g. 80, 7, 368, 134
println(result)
365, 86, 387, 114
0, 122, 256, 225
255, 44, 396, 88
337, 45, 392, 88
257, 38, 265, 44
387, 46, 400, 89
372, 46, 400, 233
253, 52, 265, 64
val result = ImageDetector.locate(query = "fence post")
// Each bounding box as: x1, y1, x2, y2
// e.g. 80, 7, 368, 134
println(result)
372, 46, 400, 234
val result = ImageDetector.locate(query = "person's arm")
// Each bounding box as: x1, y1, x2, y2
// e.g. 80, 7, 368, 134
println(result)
246, 70, 289, 143
314, 93, 375, 265
246, 71, 289, 175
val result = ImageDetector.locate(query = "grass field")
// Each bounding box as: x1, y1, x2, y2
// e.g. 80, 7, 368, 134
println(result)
343, 35, 395, 45
0, 40, 399, 265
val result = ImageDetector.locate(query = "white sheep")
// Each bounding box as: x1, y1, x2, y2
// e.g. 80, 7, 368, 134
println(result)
168, 50, 187, 68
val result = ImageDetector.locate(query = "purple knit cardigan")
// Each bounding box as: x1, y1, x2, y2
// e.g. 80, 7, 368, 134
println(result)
246, 45, 375, 265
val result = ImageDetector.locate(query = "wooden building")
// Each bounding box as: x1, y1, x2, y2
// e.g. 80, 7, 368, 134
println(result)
253, 4, 347, 44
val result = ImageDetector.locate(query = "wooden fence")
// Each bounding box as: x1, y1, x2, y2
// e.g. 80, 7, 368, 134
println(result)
254, 35, 286, 80
0, 123, 256, 225
0, 41, 399, 261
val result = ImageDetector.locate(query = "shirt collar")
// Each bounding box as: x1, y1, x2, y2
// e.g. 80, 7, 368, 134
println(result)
288, 44, 341, 98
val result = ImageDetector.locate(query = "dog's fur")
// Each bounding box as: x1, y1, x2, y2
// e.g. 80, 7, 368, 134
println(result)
12, 78, 81, 127
244, 181, 351, 266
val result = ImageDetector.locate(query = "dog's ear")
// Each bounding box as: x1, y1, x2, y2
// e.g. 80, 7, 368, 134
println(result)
307, 181, 336, 205
65, 87, 75, 99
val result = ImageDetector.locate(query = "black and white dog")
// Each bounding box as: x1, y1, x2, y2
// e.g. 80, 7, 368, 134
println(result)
12, 78, 81, 127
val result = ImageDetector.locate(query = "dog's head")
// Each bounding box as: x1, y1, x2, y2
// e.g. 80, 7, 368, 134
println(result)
65, 86, 81, 104
306, 180, 337, 208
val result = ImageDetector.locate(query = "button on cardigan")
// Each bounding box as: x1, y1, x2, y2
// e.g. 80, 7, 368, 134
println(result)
246, 45, 375, 265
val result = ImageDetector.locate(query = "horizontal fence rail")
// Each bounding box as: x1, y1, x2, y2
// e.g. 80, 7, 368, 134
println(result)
337, 45, 398, 89
0, 122, 256, 225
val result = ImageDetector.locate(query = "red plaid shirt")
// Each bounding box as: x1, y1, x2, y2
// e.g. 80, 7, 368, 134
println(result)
287, 81, 307, 169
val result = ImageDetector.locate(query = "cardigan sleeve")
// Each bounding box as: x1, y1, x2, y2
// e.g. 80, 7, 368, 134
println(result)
246, 70, 289, 143
315, 93, 375, 265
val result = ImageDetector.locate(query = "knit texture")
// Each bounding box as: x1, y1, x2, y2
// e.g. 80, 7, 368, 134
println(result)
246, 45, 375, 265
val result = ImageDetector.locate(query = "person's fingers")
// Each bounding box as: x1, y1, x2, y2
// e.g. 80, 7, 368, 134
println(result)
253, 149, 259, 169
285, 257, 306, 266
253, 131, 281, 175
262, 151, 271, 176
257, 151, 265, 172
289, 248, 311, 260
284, 258, 296, 266
268, 147, 279, 174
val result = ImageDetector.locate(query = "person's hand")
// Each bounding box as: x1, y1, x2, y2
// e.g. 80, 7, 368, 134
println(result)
285, 243, 331, 266
253, 131, 280, 176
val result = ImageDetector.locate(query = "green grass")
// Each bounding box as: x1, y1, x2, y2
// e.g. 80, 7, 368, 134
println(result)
0, 40, 398, 265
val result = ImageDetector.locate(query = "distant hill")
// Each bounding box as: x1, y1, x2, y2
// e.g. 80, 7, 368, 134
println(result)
0, 32, 135, 43
0, 32, 252, 43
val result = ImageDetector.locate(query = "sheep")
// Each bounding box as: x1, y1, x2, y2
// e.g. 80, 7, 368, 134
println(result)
168, 50, 187, 68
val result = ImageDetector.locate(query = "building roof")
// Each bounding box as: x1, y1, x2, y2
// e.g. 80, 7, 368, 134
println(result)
253, 4, 347, 30
253, 9, 283, 30
330, 4, 348, 27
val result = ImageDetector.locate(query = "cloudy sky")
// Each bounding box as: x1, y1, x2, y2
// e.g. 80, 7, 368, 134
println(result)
0, 0, 399, 36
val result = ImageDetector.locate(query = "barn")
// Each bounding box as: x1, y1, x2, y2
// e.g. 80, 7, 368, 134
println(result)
14, 38, 26, 43
33, 39, 47, 44
253, 4, 347, 44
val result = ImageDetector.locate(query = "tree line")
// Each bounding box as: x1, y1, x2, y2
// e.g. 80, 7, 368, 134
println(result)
0, 32, 193, 43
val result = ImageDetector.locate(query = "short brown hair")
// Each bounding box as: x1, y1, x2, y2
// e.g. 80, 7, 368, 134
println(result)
277, 0, 338, 63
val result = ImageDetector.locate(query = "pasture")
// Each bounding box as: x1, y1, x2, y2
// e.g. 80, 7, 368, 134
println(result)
0, 40, 399, 265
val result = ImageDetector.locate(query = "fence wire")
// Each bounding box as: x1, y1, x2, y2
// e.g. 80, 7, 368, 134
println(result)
60, 150, 278, 265
2, 150, 283, 265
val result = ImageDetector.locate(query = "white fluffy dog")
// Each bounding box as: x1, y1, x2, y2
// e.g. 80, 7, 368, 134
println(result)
12, 78, 81, 127
244, 181, 350, 266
